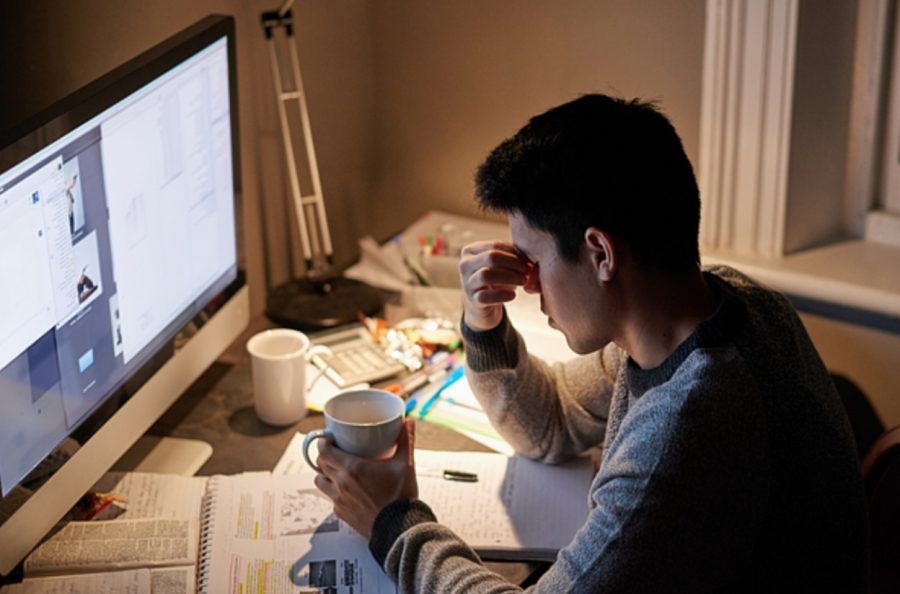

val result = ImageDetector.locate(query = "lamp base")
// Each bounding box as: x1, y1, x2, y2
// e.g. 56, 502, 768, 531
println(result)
265, 276, 384, 331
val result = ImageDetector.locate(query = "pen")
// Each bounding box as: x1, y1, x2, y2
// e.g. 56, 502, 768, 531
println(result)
417, 365, 465, 418
441, 469, 477, 482
402, 356, 456, 414
404, 379, 441, 415
417, 468, 478, 482
403, 254, 431, 286
403, 356, 452, 394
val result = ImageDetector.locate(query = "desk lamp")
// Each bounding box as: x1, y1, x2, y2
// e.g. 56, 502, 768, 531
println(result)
260, 2, 383, 330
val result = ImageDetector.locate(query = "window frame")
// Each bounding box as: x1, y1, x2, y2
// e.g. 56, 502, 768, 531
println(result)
699, 0, 900, 326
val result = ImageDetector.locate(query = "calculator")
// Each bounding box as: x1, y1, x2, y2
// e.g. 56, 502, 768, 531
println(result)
309, 324, 406, 387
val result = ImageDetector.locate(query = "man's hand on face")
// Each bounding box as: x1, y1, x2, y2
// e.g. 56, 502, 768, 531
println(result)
313, 420, 418, 539
459, 241, 534, 331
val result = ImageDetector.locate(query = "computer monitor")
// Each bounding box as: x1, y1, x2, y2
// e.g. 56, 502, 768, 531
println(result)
0, 15, 248, 575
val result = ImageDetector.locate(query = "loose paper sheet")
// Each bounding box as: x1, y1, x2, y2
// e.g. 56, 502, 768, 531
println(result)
415, 450, 593, 560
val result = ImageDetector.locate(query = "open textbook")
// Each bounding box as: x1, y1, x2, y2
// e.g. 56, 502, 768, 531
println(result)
2, 472, 207, 594
4, 472, 394, 594
275, 432, 596, 562
0, 568, 156, 594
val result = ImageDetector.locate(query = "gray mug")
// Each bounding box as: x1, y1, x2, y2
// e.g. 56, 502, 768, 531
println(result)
302, 389, 405, 473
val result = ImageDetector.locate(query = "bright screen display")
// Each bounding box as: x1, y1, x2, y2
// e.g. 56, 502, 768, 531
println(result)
0, 35, 237, 496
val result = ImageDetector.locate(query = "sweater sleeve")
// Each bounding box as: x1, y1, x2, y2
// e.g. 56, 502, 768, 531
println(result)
369, 499, 524, 593
461, 310, 621, 463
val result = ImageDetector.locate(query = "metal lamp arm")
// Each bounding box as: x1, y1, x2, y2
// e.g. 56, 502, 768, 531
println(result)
261, 6, 334, 276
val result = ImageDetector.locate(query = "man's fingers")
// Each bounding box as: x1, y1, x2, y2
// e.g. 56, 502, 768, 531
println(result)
460, 240, 517, 256
318, 438, 354, 468
472, 288, 517, 305
317, 443, 359, 484
468, 266, 528, 289
461, 250, 529, 275
460, 244, 530, 276
314, 472, 338, 500
395, 419, 416, 463
316, 455, 342, 483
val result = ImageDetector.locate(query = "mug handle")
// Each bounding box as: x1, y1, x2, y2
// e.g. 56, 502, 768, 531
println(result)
302, 428, 333, 473
305, 345, 333, 391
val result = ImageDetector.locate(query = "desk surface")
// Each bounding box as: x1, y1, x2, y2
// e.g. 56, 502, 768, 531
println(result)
145, 315, 539, 585
149, 316, 493, 475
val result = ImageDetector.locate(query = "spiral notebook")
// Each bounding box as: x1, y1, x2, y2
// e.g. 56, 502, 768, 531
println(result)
197, 472, 396, 594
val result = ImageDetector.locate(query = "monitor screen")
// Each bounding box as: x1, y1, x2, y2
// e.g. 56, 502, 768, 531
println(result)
0, 15, 247, 574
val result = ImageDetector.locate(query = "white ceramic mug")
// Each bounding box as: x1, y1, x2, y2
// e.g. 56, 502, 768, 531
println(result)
302, 389, 405, 473
246, 328, 332, 426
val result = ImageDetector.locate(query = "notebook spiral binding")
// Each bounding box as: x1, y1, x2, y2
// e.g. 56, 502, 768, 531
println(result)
196, 476, 220, 593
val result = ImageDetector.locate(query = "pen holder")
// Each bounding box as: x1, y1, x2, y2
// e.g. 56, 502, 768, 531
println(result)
418, 254, 462, 288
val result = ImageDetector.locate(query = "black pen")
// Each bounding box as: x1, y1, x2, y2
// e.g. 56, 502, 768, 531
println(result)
442, 469, 478, 482
417, 468, 479, 482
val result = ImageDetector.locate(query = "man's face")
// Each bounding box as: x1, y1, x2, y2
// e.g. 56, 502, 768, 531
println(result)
508, 212, 611, 354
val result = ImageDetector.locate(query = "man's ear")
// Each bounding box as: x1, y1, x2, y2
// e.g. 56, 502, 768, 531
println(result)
584, 227, 615, 281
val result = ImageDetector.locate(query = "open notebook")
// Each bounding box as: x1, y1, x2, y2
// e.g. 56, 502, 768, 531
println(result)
276, 432, 596, 562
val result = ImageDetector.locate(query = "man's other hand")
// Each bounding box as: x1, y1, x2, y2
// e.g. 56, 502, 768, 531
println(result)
459, 240, 533, 331
314, 420, 418, 539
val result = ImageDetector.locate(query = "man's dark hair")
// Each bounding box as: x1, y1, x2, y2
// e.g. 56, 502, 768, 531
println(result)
475, 94, 700, 272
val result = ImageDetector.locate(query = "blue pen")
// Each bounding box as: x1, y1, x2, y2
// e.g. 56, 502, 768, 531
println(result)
403, 369, 446, 415
417, 365, 465, 418
404, 383, 430, 415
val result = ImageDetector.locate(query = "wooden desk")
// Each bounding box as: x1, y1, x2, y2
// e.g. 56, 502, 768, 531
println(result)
146, 315, 542, 585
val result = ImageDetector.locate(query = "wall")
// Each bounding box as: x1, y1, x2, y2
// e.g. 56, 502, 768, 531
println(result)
800, 312, 900, 429
366, 0, 707, 242
246, 0, 708, 302
252, 0, 708, 272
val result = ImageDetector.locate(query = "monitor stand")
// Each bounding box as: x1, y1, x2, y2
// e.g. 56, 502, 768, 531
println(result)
112, 436, 213, 476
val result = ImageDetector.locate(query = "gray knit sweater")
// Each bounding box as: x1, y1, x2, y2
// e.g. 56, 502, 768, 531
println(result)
369, 266, 868, 592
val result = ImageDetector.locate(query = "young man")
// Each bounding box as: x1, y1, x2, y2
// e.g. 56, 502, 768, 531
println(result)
314, 94, 868, 592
